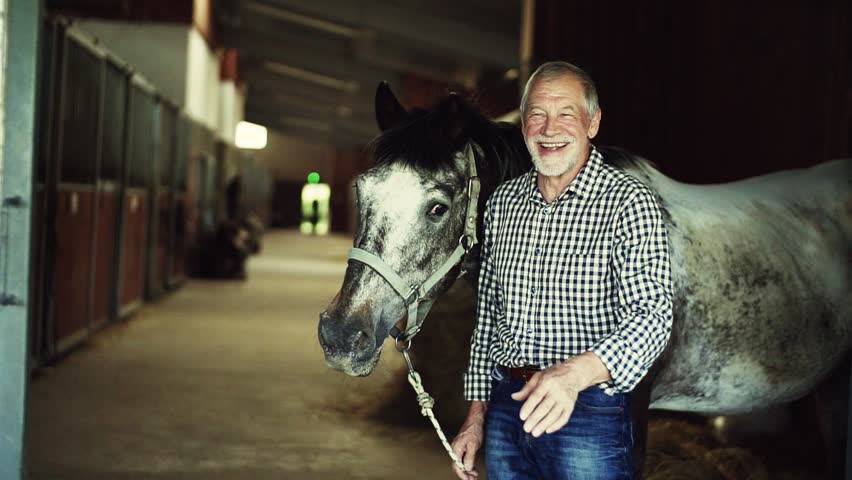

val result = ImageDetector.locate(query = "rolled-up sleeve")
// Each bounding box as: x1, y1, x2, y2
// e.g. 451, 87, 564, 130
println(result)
463, 201, 499, 401
590, 187, 673, 393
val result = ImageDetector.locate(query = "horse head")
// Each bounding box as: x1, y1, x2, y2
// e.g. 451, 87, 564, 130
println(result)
318, 83, 530, 376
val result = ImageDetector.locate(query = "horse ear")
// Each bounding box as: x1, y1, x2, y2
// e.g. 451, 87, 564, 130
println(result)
441, 92, 467, 144
375, 82, 407, 132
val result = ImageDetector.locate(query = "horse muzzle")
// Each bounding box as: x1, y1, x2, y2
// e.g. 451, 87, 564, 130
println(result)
318, 311, 384, 376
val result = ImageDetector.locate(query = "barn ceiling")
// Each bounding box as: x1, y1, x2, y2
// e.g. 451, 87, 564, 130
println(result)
215, 0, 522, 147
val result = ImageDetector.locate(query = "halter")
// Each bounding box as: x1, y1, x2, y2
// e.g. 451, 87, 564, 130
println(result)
347, 143, 481, 344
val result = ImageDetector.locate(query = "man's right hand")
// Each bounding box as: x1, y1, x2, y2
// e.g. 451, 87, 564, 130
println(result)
450, 401, 487, 479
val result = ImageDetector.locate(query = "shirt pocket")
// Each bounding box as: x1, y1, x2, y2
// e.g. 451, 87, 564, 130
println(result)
558, 253, 611, 326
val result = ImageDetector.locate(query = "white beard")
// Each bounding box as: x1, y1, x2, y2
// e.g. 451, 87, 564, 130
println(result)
526, 134, 580, 177
531, 150, 580, 176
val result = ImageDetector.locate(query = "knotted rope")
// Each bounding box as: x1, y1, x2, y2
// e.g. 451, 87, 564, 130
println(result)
401, 347, 468, 473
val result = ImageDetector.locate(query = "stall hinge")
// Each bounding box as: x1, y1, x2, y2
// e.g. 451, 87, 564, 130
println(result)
0, 293, 23, 306
3, 195, 26, 208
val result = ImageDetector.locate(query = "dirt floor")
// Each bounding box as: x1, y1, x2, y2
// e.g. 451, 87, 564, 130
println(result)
25, 230, 832, 479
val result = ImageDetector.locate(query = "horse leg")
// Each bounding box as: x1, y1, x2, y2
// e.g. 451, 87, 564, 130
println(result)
630, 372, 657, 479
813, 354, 851, 479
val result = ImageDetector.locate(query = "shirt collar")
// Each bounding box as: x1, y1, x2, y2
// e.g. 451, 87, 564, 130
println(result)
518, 146, 605, 203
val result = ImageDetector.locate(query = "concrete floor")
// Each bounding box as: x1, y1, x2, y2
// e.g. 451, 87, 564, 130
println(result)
26, 230, 463, 479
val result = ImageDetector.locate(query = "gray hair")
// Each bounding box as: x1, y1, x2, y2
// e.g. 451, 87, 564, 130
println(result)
520, 61, 600, 117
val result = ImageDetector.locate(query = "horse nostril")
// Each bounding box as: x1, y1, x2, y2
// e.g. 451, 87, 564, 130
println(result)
319, 312, 375, 356
353, 330, 372, 351
318, 314, 335, 353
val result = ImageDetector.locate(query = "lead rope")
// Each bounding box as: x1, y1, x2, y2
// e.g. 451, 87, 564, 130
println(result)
399, 345, 469, 473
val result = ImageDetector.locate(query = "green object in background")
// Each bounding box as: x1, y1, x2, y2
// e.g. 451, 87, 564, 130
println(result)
307, 172, 320, 184
301, 182, 330, 235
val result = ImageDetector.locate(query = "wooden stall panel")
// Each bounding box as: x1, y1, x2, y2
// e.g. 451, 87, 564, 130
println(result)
119, 189, 148, 314
53, 186, 95, 347
92, 190, 117, 326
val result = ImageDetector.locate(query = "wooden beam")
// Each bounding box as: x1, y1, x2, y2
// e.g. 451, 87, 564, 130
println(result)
251, 0, 518, 67
222, 26, 400, 90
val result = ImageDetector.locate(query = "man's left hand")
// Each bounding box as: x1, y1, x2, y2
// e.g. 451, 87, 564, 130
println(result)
510, 352, 612, 436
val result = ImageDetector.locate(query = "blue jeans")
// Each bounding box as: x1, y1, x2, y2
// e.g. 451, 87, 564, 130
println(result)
485, 366, 633, 480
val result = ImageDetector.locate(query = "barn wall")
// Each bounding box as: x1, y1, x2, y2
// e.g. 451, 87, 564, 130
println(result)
533, 0, 851, 183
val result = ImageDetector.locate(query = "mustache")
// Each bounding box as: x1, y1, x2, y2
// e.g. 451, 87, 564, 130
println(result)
529, 134, 574, 143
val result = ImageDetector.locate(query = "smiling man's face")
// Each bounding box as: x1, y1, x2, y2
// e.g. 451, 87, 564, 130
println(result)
522, 75, 601, 177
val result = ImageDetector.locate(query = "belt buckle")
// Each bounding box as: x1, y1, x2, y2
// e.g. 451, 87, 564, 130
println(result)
522, 365, 542, 382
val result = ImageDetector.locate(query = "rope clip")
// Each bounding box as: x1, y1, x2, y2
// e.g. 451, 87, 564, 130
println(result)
400, 346, 415, 374
395, 333, 413, 352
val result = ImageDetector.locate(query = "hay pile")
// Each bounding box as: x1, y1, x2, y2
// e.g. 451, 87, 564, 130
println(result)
645, 418, 769, 480
645, 415, 823, 480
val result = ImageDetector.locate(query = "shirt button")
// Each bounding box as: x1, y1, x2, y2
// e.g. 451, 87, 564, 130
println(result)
542, 207, 550, 215
530, 287, 536, 294
527, 328, 533, 334
534, 248, 541, 255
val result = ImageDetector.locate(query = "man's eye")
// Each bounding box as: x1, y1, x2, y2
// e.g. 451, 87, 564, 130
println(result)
427, 203, 449, 217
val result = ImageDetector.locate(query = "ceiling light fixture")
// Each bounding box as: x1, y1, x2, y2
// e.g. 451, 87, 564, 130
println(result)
235, 121, 268, 149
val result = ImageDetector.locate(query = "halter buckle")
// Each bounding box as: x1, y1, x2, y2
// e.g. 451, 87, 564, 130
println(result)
403, 285, 419, 305
467, 176, 480, 194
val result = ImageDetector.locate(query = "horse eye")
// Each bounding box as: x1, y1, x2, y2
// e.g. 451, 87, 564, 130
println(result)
427, 203, 449, 217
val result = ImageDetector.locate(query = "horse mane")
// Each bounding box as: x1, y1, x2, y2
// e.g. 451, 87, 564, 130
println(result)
370, 95, 532, 186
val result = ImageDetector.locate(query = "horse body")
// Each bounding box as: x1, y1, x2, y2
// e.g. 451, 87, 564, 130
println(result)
319, 85, 852, 473
620, 158, 852, 414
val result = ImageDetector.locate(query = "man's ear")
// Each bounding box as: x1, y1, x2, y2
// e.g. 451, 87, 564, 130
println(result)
587, 109, 602, 139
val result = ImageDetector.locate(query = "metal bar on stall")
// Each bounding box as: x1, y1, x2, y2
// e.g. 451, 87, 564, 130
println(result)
0, 0, 40, 477
108, 59, 131, 323
144, 96, 162, 300
113, 76, 134, 320
86, 36, 107, 333
29, 18, 59, 368
42, 18, 71, 361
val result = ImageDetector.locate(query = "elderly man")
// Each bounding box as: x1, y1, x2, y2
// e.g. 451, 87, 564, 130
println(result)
450, 61, 673, 480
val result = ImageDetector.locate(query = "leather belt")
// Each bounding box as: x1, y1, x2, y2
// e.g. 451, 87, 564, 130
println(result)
502, 365, 542, 382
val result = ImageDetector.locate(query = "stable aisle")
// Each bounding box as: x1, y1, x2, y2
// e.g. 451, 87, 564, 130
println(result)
26, 230, 455, 480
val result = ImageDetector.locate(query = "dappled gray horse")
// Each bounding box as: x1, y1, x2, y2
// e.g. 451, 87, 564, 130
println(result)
319, 83, 852, 476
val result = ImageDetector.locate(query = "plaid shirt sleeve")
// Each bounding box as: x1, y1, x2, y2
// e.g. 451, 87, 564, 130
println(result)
463, 199, 499, 401
590, 186, 673, 393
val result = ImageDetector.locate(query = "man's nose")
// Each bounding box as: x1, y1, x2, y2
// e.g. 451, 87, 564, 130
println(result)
543, 116, 560, 136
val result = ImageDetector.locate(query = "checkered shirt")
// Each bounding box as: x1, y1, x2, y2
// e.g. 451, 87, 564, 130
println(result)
463, 147, 673, 400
